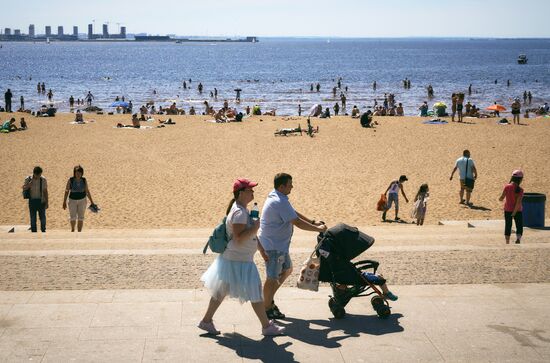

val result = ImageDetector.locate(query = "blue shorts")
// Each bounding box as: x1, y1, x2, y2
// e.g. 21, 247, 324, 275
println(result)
386, 193, 399, 210
265, 250, 292, 280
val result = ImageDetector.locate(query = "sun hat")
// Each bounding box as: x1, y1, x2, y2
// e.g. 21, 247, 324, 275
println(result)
512, 170, 524, 178
233, 178, 258, 192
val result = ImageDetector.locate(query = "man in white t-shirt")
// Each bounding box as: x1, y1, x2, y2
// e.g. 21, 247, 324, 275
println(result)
258, 173, 327, 319
450, 149, 478, 206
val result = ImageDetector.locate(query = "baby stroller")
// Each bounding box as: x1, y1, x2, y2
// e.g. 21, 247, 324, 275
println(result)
316, 223, 392, 319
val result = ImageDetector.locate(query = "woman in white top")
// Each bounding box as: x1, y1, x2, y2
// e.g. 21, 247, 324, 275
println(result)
199, 178, 285, 336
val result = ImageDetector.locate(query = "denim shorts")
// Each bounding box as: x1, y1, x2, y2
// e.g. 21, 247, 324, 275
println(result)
386, 193, 399, 210
265, 250, 292, 280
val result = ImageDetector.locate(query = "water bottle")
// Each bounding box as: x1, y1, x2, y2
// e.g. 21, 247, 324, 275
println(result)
250, 203, 259, 220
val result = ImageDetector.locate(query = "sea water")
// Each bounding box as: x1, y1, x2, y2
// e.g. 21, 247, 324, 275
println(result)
1, 38, 549, 115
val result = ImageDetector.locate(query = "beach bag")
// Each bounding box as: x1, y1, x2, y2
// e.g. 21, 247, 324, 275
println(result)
297, 252, 320, 292
202, 217, 228, 254
376, 194, 387, 211
22, 177, 31, 199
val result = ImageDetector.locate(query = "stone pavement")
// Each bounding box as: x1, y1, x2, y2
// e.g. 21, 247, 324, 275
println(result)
0, 284, 549, 362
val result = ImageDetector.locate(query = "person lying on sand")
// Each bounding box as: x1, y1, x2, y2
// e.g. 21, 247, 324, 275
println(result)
116, 114, 141, 128
159, 118, 176, 125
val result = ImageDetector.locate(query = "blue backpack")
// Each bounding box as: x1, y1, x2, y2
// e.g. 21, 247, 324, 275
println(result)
203, 217, 229, 254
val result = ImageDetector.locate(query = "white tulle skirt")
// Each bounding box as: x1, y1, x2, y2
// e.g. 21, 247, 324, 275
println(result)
201, 256, 263, 304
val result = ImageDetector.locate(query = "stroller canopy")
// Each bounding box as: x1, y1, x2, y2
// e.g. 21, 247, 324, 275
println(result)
320, 223, 374, 260
317, 223, 375, 285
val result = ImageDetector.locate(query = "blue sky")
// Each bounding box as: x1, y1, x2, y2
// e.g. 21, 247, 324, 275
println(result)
1, 0, 549, 38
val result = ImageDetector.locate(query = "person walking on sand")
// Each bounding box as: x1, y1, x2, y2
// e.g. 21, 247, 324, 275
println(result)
450, 149, 478, 206
451, 93, 457, 122
22, 166, 49, 233
382, 175, 409, 222
198, 178, 285, 336
457, 94, 464, 122
511, 98, 521, 124
62, 165, 96, 232
499, 170, 524, 244
411, 184, 429, 226
258, 173, 327, 320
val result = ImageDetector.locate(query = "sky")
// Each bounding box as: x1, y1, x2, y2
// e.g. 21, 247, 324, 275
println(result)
1, 0, 549, 38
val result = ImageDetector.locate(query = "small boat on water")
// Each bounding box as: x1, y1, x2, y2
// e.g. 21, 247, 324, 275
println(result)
517, 54, 527, 64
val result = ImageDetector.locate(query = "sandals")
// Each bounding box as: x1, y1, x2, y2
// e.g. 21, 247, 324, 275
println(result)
266, 302, 286, 319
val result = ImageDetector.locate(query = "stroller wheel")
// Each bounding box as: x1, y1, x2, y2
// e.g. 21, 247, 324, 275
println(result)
371, 296, 385, 309
376, 305, 391, 319
333, 306, 346, 319
328, 298, 346, 319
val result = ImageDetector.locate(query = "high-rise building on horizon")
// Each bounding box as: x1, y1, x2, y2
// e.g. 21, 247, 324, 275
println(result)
45, 26, 51, 36
102, 24, 108, 38
120, 26, 126, 38
14, 29, 21, 36
4, 28, 11, 35
88, 24, 93, 39
29, 24, 35, 37
73, 26, 78, 36
58, 26, 63, 36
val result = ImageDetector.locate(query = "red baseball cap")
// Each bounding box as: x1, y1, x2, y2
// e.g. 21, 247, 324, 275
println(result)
233, 178, 258, 192
512, 170, 524, 178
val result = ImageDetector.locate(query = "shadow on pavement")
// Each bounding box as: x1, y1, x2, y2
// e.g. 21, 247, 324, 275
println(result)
283, 313, 404, 346
204, 313, 403, 362
208, 333, 296, 363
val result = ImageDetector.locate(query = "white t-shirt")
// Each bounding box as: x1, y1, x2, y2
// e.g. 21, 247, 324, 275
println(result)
222, 202, 258, 262
455, 157, 476, 179
388, 180, 400, 194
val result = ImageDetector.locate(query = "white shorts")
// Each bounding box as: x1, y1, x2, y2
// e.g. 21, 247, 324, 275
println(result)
68, 198, 87, 221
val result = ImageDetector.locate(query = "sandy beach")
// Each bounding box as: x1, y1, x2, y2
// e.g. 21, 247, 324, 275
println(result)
1, 112, 549, 230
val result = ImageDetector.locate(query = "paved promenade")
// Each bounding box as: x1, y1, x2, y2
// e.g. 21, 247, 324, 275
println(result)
0, 285, 549, 362
0, 221, 548, 361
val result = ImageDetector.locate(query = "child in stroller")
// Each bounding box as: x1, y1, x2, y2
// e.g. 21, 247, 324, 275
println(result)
316, 223, 398, 319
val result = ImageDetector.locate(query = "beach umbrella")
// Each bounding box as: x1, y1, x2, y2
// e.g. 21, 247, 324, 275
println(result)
433, 102, 447, 108
486, 104, 506, 112
110, 101, 129, 108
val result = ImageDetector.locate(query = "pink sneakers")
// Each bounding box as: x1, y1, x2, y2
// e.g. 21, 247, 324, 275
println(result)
198, 320, 221, 335
262, 320, 286, 336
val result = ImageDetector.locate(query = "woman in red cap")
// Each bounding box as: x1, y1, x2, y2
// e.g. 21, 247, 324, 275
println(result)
499, 170, 524, 244
198, 178, 285, 336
